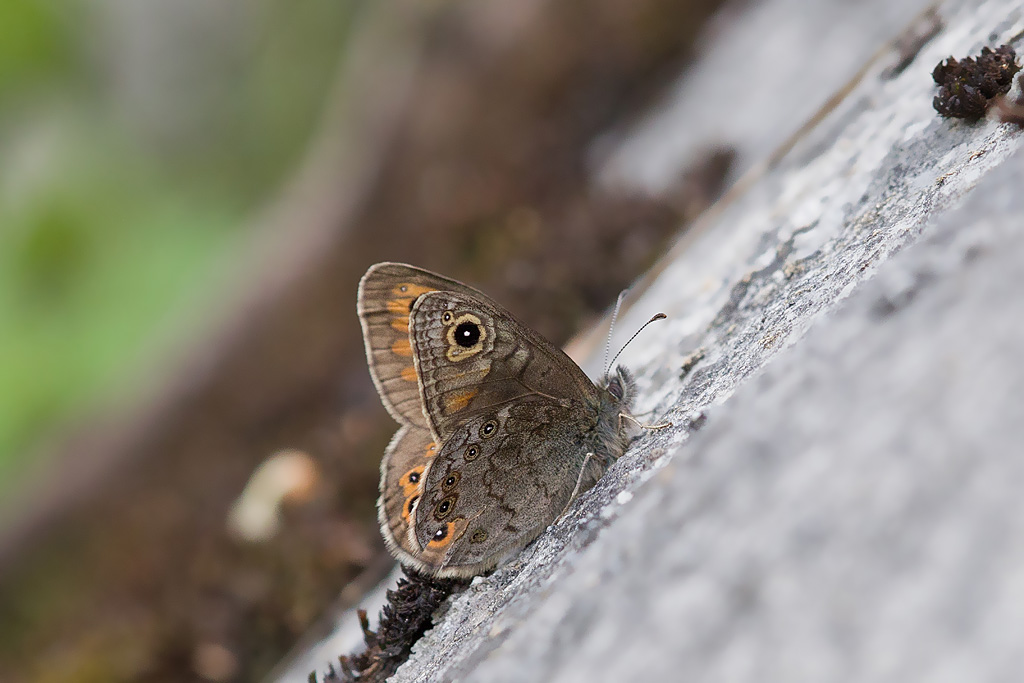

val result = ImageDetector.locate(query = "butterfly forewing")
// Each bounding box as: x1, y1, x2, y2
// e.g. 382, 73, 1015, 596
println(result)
357, 263, 487, 428
409, 290, 599, 443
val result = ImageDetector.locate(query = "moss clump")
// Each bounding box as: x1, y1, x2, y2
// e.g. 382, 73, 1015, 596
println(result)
310, 568, 469, 683
933, 44, 1021, 120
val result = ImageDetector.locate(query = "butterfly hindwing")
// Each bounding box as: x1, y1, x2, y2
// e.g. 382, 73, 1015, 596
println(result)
411, 401, 600, 576
376, 425, 438, 572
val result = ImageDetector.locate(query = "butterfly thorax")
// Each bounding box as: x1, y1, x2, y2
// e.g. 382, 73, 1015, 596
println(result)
588, 365, 638, 471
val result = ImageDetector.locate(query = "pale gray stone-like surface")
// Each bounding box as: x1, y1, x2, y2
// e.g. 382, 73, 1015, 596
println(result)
597, 0, 938, 191
290, 0, 1024, 680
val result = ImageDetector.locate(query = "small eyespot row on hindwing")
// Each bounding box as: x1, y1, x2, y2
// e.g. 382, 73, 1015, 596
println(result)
471, 528, 488, 544
480, 419, 498, 439
426, 521, 456, 548
400, 466, 424, 501
443, 471, 461, 491
464, 445, 480, 461
434, 495, 457, 520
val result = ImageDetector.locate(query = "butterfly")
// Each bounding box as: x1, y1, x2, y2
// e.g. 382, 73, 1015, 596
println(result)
357, 263, 639, 578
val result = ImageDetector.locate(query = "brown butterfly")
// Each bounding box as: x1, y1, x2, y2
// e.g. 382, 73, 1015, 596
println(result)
357, 263, 638, 578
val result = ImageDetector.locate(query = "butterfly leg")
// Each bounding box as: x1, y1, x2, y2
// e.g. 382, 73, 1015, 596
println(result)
619, 412, 672, 431
557, 452, 598, 522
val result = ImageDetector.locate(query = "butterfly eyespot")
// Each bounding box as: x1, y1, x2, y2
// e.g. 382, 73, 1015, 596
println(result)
434, 495, 457, 520
443, 312, 453, 323
443, 472, 460, 490
454, 322, 481, 348
399, 285, 408, 293
464, 445, 479, 462
480, 420, 498, 438
433, 526, 448, 541
408, 472, 420, 484
471, 528, 488, 544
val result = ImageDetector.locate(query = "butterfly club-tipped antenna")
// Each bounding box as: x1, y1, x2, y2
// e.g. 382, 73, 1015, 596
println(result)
605, 305, 671, 431
605, 312, 668, 376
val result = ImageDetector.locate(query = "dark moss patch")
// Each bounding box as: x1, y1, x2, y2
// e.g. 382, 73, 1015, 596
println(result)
309, 568, 469, 683
933, 44, 1020, 120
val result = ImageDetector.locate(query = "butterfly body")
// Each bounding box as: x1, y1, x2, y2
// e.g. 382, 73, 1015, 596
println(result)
358, 263, 636, 578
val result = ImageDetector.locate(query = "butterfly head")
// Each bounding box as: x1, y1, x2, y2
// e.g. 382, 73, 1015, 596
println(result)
603, 365, 636, 407
591, 365, 638, 464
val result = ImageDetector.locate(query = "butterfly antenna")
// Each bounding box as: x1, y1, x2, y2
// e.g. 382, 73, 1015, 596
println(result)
603, 290, 630, 376
607, 313, 667, 372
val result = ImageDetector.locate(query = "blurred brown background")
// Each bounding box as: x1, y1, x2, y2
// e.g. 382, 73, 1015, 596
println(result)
0, 1, 732, 680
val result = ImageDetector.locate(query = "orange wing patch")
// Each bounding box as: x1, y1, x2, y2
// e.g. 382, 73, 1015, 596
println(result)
398, 443, 436, 524
386, 298, 410, 315
387, 283, 438, 381
443, 389, 478, 414
387, 283, 437, 316
427, 521, 457, 549
418, 517, 469, 562
402, 493, 420, 523
400, 466, 425, 498
391, 338, 413, 357
393, 283, 436, 298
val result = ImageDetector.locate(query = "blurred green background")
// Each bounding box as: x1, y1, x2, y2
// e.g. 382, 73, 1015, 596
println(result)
0, 0, 355, 489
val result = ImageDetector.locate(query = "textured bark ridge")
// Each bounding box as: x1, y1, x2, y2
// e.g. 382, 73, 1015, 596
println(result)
289, 0, 1024, 680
